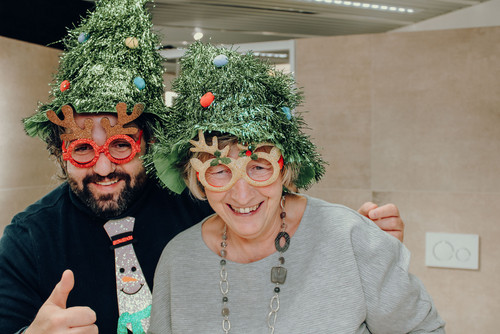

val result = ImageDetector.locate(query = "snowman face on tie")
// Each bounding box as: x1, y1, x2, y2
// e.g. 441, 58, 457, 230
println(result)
117, 262, 146, 295
103, 217, 151, 298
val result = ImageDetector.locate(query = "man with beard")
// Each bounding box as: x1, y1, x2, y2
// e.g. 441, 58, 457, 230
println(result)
0, 0, 213, 332
65, 112, 150, 219
0, 102, 214, 334
0, 0, 404, 333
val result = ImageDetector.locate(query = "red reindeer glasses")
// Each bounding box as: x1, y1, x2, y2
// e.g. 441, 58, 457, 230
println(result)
47, 102, 144, 168
61, 131, 143, 168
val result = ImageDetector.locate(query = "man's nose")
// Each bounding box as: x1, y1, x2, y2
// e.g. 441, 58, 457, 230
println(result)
92, 152, 116, 176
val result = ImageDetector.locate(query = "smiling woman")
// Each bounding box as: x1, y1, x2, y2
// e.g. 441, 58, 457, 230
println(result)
200, 135, 287, 246
147, 42, 445, 333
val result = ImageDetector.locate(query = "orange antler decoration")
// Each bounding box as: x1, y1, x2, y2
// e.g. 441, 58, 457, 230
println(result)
101, 102, 143, 138
46, 105, 93, 142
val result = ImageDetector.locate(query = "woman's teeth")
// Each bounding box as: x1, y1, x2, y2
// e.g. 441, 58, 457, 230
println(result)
232, 204, 260, 214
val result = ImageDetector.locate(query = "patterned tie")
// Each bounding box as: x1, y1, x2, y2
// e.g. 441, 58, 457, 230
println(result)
104, 217, 152, 334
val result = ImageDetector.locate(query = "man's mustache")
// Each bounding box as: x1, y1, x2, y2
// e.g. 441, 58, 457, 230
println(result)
82, 171, 131, 184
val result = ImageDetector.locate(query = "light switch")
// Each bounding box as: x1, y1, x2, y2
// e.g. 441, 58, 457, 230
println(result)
425, 232, 479, 270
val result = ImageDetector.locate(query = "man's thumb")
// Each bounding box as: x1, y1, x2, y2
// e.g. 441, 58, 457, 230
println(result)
358, 201, 377, 218
47, 269, 74, 309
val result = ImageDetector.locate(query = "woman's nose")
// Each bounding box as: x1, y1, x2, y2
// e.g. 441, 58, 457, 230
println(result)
229, 177, 254, 203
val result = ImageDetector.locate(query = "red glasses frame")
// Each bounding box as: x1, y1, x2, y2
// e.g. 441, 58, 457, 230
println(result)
62, 130, 143, 168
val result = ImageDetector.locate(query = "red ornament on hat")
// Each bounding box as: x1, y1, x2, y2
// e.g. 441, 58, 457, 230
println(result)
200, 92, 215, 108
60, 80, 71, 92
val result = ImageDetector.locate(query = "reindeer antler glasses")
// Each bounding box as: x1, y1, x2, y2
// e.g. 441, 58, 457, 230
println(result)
189, 130, 284, 192
47, 103, 144, 168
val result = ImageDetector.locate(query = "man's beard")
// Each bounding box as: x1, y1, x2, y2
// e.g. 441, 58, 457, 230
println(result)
68, 170, 148, 219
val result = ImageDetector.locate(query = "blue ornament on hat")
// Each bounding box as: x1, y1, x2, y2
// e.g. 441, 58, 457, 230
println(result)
213, 54, 228, 67
78, 32, 89, 43
134, 77, 146, 90
281, 107, 292, 120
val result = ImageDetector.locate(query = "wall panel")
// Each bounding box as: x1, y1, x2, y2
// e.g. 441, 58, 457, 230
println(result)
298, 27, 500, 333
0, 36, 61, 234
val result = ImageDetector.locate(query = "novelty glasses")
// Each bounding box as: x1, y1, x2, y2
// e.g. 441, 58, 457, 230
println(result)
62, 131, 143, 168
189, 131, 283, 192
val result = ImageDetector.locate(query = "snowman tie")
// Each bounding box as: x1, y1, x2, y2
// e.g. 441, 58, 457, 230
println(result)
104, 217, 152, 334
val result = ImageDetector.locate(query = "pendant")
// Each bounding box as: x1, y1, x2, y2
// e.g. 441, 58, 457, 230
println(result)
271, 266, 287, 284
274, 232, 290, 252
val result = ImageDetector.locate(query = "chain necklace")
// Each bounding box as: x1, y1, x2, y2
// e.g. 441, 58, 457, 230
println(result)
219, 195, 290, 334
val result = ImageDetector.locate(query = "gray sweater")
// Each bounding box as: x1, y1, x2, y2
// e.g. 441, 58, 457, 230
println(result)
150, 196, 445, 333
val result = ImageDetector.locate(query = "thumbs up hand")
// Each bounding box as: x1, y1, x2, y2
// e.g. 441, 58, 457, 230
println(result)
25, 270, 98, 333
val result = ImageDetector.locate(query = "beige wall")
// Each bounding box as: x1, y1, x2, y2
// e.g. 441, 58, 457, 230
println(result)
2, 26, 499, 332
0, 36, 61, 234
298, 27, 500, 333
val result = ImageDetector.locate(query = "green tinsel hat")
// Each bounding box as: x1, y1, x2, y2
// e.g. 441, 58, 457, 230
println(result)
150, 42, 326, 194
23, 0, 166, 141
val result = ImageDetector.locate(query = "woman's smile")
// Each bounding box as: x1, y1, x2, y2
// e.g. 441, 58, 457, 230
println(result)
227, 202, 262, 214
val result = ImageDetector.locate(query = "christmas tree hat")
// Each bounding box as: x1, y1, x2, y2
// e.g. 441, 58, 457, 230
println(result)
150, 42, 326, 194
23, 0, 166, 141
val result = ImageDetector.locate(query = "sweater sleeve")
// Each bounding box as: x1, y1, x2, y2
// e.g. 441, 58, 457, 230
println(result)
0, 216, 43, 333
351, 215, 446, 333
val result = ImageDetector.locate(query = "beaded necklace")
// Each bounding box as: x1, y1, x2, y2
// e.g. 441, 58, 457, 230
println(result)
219, 195, 290, 334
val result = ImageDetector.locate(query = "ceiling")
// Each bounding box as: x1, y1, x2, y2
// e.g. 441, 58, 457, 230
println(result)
0, 0, 488, 51
151, 0, 487, 48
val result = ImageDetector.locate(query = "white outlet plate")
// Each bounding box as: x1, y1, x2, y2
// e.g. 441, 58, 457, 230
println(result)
425, 232, 479, 270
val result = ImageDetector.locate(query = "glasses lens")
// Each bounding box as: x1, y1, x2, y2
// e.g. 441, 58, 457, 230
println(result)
71, 142, 96, 164
246, 158, 275, 182
108, 138, 133, 160
205, 163, 233, 187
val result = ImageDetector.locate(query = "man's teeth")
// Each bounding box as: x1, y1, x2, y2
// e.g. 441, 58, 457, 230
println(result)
232, 204, 259, 214
96, 180, 119, 186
